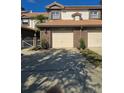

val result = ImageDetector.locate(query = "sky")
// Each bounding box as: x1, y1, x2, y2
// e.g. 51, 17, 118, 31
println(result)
22, 0, 101, 12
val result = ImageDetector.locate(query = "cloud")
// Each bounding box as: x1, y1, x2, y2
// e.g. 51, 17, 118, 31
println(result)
28, 0, 36, 3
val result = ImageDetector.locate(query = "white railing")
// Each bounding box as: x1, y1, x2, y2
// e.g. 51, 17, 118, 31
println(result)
21, 39, 41, 48
21, 40, 33, 48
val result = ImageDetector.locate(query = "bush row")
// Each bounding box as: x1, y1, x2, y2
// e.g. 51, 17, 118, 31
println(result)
81, 49, 102, 67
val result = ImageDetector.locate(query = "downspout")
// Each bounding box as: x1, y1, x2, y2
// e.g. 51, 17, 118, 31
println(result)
80, 26, 83, 39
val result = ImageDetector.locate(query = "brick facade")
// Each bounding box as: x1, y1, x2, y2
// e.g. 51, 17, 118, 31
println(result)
73, 29, 88, 48
40, 28, 89, 48
40, 29, 52, 48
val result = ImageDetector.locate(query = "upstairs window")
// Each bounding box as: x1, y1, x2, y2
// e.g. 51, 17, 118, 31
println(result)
90, 10, 100, 19
51, 11, 61, 19
21, 18, 29, 25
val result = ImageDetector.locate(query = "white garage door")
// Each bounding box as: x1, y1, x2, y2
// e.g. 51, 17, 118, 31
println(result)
88, 32, 102, 47
52, 31, 73, 48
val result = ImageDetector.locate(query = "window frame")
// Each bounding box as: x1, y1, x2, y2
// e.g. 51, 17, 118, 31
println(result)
90, 10, 100, 19
51, 11, 61, 20
21, 18, 29, 25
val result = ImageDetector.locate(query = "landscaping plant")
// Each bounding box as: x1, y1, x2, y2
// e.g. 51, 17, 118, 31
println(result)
81, 49, 102, 67
41, 38, 49, 49
34, 14, 48, 23
79, 38, 86, 50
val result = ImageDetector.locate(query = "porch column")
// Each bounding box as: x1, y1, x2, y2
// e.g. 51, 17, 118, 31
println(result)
33, 32, 37, 47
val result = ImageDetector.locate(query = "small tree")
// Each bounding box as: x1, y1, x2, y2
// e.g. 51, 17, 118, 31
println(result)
80, 38, 86, 50
21, 7, 25, 11
33, 14, 48, 49
34, 14, 48, 23
32, 14, 48, 32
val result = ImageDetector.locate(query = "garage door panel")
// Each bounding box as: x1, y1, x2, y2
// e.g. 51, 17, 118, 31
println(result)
52, 31, 73, 48
88, 32, 102, 47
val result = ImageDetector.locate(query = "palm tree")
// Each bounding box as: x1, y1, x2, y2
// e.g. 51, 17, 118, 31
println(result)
33, 14, 48, 31
34, 14, 48, 23
33, 14, 48, 48
21, 7, 25, 11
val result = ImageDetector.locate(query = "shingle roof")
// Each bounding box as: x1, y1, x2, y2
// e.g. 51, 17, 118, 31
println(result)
21, 12, 48, 18
37, 20, 102, 27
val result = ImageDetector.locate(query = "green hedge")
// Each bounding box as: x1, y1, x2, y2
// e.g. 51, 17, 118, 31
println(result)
81, 49, 102, 67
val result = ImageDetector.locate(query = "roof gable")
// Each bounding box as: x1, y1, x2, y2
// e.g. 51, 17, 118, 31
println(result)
46, 2, 64, 9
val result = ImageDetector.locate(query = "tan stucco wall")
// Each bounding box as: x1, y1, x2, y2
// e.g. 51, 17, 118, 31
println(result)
61, 10, 89, 20
29, 19, 38, 29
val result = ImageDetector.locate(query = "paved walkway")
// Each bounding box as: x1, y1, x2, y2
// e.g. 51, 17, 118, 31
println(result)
22, 49, 102, 93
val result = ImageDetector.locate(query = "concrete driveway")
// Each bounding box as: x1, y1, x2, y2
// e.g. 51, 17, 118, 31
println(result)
22, 49, 102, 93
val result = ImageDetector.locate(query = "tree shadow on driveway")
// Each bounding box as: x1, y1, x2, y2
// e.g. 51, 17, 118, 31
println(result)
21, 49, 101, 93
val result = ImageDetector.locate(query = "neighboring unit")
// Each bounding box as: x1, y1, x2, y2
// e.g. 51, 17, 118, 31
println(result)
21, 10, 48, 48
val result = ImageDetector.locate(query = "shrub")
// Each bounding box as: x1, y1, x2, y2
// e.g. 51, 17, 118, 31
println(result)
33, 14, 48, 23
81, 49, 89, 56
79, 38, 86, 49
41, 38, 49, 49
81, 49, 102, 67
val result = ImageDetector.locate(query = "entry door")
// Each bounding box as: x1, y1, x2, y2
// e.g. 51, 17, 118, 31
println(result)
52, 31, 73, 48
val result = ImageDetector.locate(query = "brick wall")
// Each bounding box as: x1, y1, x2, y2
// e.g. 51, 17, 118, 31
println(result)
74, 29, 88, 48
40, 29, 52, 48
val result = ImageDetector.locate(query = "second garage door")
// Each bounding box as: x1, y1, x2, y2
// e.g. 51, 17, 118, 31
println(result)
52, 31, 73, 48
88, 32, 102, 47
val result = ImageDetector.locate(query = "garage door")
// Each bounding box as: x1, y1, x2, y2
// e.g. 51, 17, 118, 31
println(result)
88, 32, 102, 47
52, 31, 73, 48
